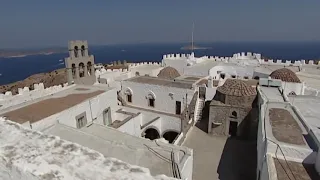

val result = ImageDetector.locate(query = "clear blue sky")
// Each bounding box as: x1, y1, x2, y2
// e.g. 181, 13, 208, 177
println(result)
1, 0, 320, 48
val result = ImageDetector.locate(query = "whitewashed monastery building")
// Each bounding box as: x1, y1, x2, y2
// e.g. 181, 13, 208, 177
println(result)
1, 40, 320, 179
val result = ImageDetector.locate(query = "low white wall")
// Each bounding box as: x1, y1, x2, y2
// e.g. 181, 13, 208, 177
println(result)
209, 65, 254, 79
282, 82, 304, 95
205, 87, 217, 101
0, 84, 74, 110
179, 151, 193, 180
121, 81, 195, 115
117, 114, 142, 137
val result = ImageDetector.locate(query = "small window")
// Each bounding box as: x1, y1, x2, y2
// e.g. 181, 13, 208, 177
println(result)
231, 111, 237, 118
244, 76, 248, 79
220, 74, 225, 79
231, 75, 236, 78
127, 94, 132, 103
77, 115, 87, 128
149, 98, 155, 107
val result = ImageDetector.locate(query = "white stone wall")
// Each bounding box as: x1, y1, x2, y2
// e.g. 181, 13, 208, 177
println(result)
0, 83, 72, 110
205, 87, 217, 101
209, 65, 254, 80
162, 59, 188, 75
281, 82, 304, 96
114, 106, 181, 138
121, 81, 195, 115
31, 89, 118, 131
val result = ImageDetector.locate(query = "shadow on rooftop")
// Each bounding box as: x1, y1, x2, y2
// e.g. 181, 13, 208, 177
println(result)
217, 137, 257, 180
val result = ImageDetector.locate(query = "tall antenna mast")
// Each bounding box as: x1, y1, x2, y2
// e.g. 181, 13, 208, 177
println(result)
191, 22, 195, 53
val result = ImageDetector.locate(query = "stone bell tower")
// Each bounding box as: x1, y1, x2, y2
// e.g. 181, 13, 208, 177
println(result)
65, 40, 96, 85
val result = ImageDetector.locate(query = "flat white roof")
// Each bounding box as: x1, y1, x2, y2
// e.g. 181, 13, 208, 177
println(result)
289, 95, 320, 144
43, 123, 191, 178
258, 86, 285, 102
0, 118, 172, 180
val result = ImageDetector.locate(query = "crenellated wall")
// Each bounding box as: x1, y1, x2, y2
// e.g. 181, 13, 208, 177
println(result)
128, 62, 161, 68
162, 52, 320, 67
0, 83, 73, 110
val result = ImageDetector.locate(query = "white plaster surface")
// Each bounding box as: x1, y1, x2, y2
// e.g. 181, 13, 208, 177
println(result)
0, 84, 118, 132
257, 86, 320, 179
114, 106, 181, 137
0, 118, 176, 180
43, 123, 192, 179
121, 78, 195, 115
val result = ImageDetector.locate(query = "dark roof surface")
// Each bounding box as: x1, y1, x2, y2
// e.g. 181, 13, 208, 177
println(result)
270, 68, 301, 83
217, 79, 257, 96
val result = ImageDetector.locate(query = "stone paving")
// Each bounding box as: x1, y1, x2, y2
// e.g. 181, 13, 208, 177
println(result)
182, 124, 257, 180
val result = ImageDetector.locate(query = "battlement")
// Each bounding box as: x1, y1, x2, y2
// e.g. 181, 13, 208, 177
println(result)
0, 83, 72, 110
162, 52, 320, 67
162, 53, 195, 60
128, 62, 161, 68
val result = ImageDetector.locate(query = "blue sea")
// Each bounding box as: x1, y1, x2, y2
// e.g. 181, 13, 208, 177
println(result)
1, 42, 320, 85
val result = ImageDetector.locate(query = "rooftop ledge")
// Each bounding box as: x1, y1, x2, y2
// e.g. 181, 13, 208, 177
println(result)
0, 117, 175, 180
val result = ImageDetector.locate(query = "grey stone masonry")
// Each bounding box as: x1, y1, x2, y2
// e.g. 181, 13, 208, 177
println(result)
65, 40, 96, 85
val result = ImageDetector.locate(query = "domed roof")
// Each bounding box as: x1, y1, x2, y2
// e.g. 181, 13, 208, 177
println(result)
217, 79, 257, 96
270, 68, 301, 83
157, 66, 180, 79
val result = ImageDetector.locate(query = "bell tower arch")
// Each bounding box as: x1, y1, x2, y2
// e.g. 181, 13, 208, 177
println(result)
64, 40, 96, 85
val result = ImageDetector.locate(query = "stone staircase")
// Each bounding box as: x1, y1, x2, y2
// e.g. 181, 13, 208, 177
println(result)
195, 98, 205, 122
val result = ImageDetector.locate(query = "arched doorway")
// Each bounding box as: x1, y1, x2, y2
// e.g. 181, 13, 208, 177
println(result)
163, 131, 179, 143
79, 62, 85, 77
143, 128, 160, 140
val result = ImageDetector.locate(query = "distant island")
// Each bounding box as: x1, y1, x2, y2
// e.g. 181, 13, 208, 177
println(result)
180, 44, 211, 50
0, 48, 67, 58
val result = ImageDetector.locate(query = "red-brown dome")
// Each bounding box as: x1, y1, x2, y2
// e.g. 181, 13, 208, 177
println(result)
270, 68, 301, 83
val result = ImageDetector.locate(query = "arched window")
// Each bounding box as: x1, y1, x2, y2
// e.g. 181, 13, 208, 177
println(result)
143, 128, 160, 140
163, 131, 179, 144
125, 88, 133, 103
220, 73, 225, 79
79, 62, 85, 77
289, 91, 296, 96
72, 63, 76, 78
74, 46, 79, 57
135, 71, 140, 76
147, 92, 155, 107
87, 61, 92, 76
81, 45, 85, 57
231, 111, 237, 118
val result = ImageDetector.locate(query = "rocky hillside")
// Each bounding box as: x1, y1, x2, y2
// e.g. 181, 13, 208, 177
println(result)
0, 68, 67, 95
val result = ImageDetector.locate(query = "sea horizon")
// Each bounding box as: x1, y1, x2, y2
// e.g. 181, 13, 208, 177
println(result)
1, 41, 320, 85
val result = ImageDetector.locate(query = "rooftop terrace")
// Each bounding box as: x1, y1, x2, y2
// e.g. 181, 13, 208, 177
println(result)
269, 108, 305, 145
273, 157, 319, 180
0, 84, 111, 124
